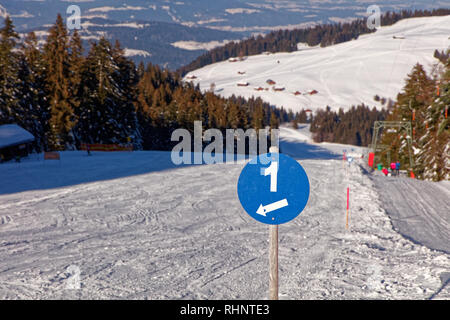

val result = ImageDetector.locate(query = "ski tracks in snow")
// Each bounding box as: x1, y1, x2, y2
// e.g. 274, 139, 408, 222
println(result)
371, 176, 450, 254
0, 155, 449, 299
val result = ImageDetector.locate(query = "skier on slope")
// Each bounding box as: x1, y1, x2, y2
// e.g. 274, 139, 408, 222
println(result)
390, 162, 396, 176
395, 161, 400, 177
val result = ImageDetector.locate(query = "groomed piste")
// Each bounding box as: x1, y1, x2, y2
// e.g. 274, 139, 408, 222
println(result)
0, 126, 448, 299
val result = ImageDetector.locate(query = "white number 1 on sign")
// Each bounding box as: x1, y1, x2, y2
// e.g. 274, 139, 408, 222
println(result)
263, 161, 278, 192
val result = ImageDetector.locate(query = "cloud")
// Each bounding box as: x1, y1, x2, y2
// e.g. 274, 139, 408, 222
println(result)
171, 40, 238, 51
87, 6, 146, 13
11, 11, 34, 18
225, 8, 261, 15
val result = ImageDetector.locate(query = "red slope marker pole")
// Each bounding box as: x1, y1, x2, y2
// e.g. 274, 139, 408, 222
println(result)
346, 187, 350, 230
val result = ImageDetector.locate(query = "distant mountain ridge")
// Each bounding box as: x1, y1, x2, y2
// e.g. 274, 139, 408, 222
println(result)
0, 0, 445, 69
23, 17, 240, 70
1, 0, 441, 33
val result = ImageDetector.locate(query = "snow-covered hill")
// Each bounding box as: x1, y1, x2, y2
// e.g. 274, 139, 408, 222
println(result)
3, 0, 439, 34
3, 1, 446, 69
185, 15, 450, 113
0, 129, 448, 299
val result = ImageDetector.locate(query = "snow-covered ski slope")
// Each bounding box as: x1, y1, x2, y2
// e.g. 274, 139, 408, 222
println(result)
185, 15, 450, 113
0, 129, 448, 299
372, 176, 450, 254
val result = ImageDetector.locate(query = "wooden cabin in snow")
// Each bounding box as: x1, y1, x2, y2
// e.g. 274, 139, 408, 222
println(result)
273, 86, 285, 92
254, 86, 264, 91
293, 91, 302, 96
185, 74, 197, 80
266, 79, 276, 85
0, 124, 35, 162
237, 71, 246, 75
305, 89, 318, 95
237, 81, 249, 87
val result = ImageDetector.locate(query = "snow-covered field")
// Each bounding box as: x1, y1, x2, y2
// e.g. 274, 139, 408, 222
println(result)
0, 128, 448, 299
185, 15, 450, 113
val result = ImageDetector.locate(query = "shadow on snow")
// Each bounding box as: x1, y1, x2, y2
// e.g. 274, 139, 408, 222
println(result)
0, 138, 340, 195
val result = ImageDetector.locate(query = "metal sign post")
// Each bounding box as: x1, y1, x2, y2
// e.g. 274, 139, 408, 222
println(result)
269, 224, 279, 300
237, 147, 310, 300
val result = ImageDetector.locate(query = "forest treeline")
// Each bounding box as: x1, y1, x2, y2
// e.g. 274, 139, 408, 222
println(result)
1, 13, 448, 181
178, 8, 450, 76
308, 105, 388, 147
0, 15, 289, 152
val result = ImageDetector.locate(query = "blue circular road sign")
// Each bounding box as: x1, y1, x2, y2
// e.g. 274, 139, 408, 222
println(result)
237, 153, 310, 225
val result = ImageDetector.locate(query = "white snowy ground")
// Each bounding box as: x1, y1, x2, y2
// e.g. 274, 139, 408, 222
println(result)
185, 15, 450, 113
372, 176, 450, 254
0, 128, 449, 299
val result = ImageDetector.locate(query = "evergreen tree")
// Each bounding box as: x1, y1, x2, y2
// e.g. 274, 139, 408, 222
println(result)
112, 40, 140, 148
417, 58, 450, 181
270, 111, 279, 129
76, 38, 138, 145
297, 109, 308, 123
43, 14, 75, 150
381, 63, 435, 171
252, 105, 264, 131
18, 31, 49, 151
227, 101, 244, 129
66, 29, 84, 147
0, 16, 20, 125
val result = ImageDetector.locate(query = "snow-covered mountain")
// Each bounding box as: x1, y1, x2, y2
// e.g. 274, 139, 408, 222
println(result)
1, 0, 443, 33
1, 0, 447, 69
184, 15, 450, 113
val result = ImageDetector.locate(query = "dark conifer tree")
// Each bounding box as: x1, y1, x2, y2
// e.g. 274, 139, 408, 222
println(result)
0, 16, 20, 125
112, 40, 141, 148
380, 63, 435, 170
76, 38, 137, 145
43, 14, 75, 150
18, 31, 49, 151
417, 58, 449, 181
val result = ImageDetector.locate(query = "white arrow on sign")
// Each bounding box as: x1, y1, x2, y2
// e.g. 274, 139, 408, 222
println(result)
256, 199, 289, 216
